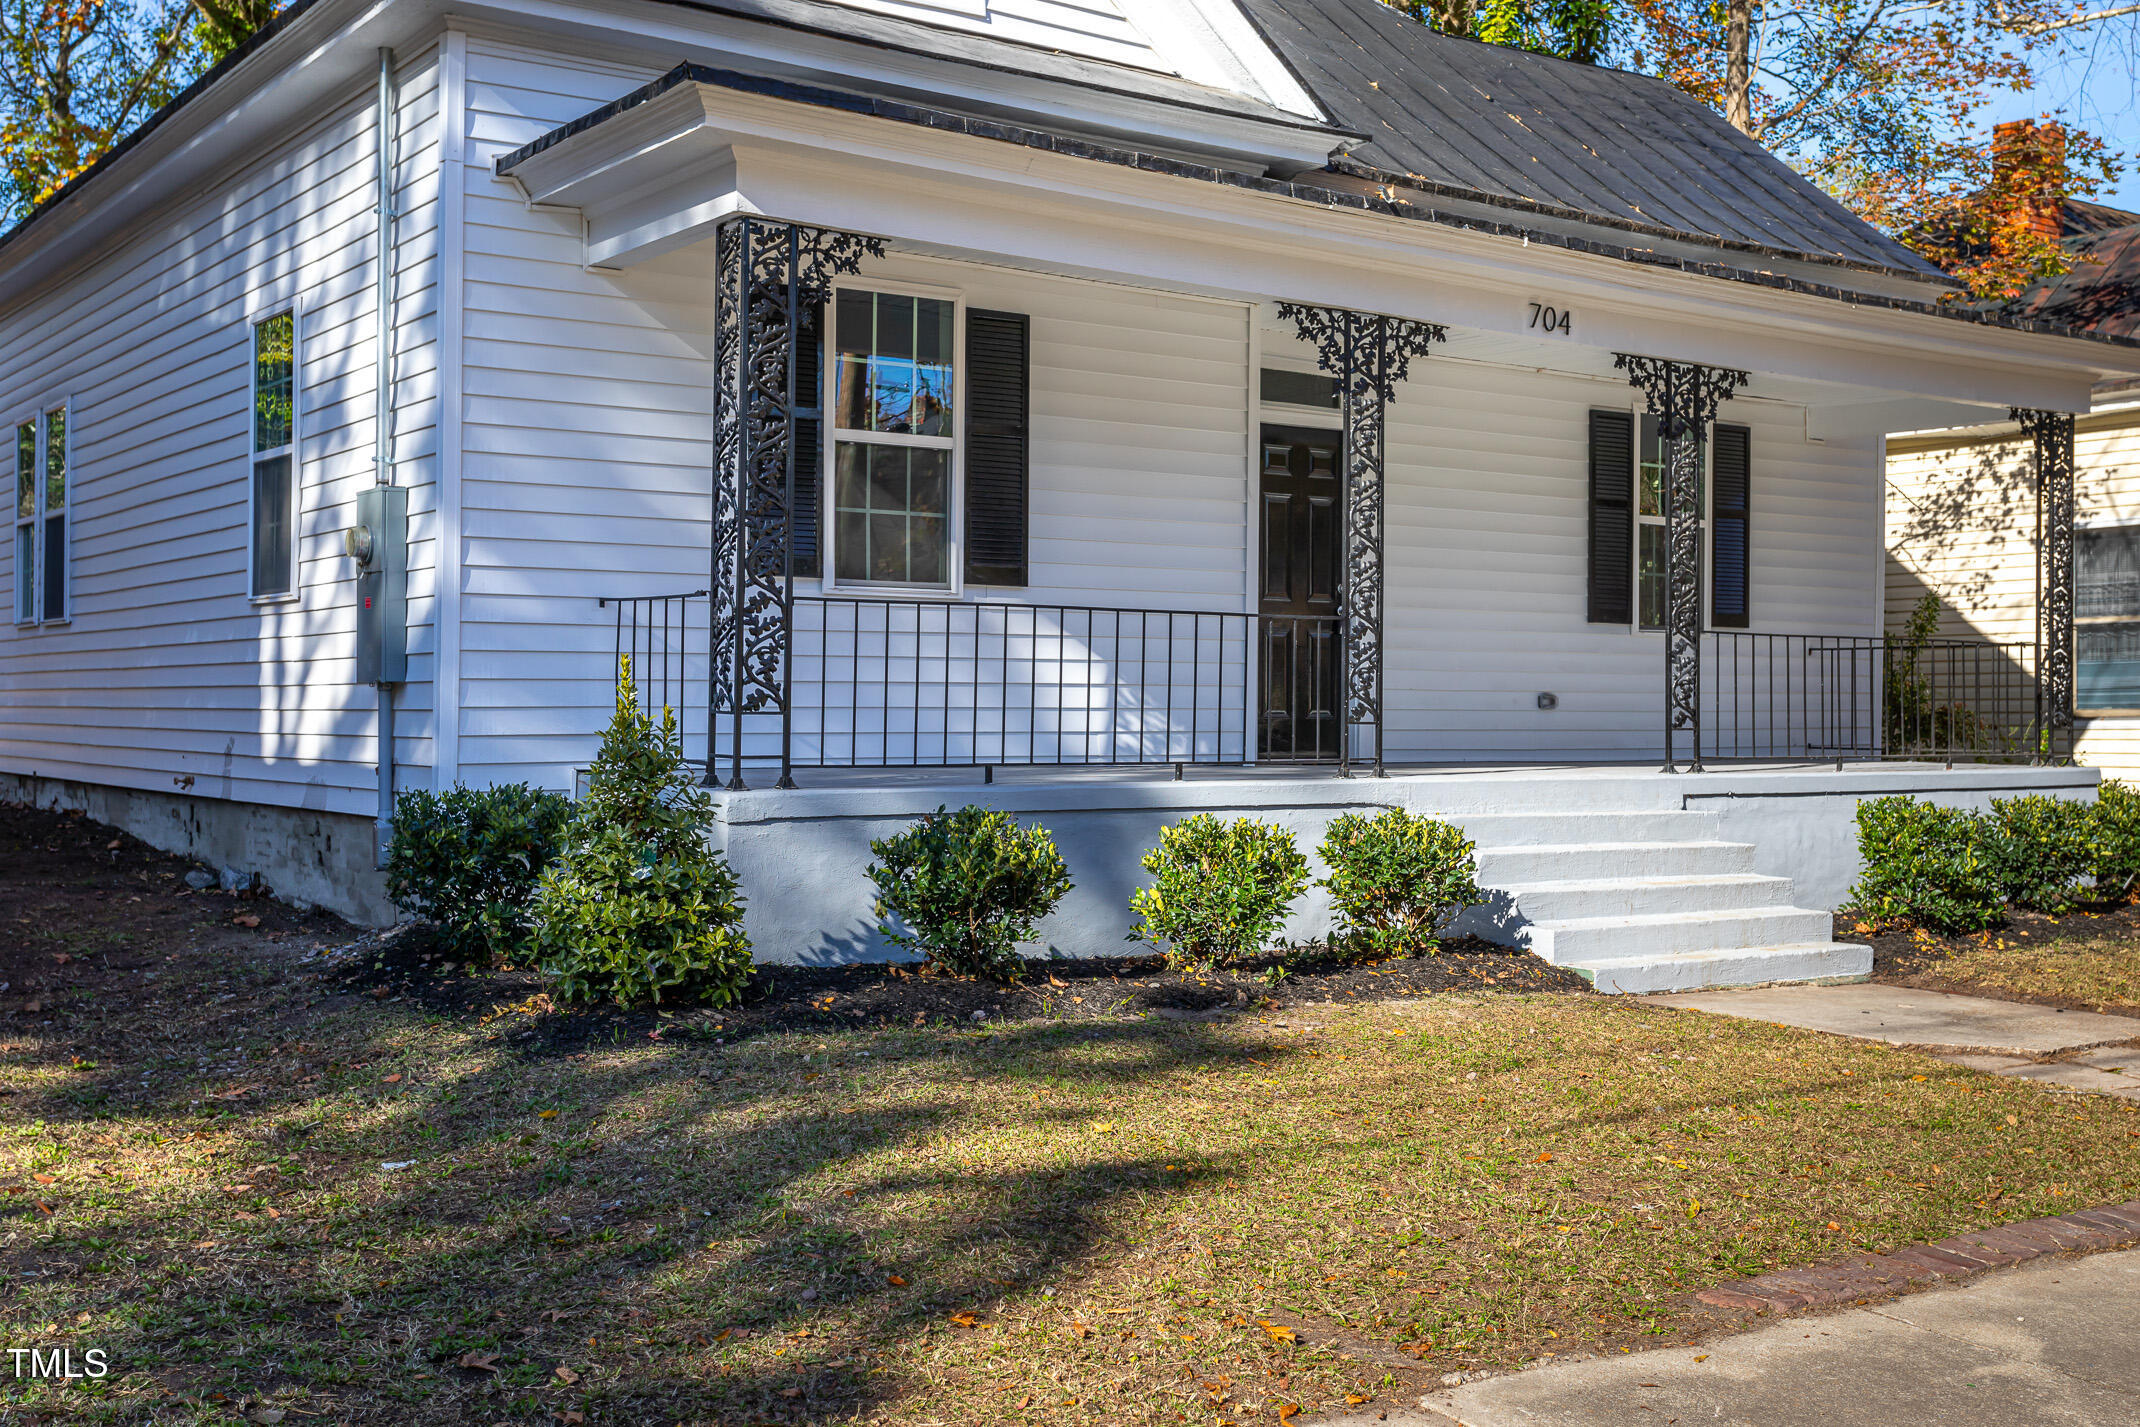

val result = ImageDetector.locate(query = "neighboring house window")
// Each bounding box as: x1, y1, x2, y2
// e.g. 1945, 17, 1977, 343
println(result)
250, 311, 298, 598
830, 287, 956, 588
14, 405, 67, 623
2077, 526, 2140, 712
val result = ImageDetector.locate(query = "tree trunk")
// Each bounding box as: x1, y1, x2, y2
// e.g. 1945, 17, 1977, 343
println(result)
1725, 0, 1753, 134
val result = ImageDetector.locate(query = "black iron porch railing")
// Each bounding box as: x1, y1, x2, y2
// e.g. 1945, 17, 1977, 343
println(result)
786, 597, 1258, 770
1701, 631, 2047, 765
600, 588, 709, 726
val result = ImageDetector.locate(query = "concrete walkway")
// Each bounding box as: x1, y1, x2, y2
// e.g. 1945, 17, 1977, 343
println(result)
1328, 1248, 2140, 1426
1640, 982, 2140, 1099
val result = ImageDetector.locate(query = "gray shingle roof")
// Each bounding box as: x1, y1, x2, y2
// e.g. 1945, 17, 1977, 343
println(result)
1240, 0, 1944, 277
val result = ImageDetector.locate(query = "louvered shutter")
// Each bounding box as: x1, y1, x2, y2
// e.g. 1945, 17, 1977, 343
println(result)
789, 302, 826, 578
1587, 409, 1635, 624
1711, 423, 1751, 629
964, 309, 1030, 587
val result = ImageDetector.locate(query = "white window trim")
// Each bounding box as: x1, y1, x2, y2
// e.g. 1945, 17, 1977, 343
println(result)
821, 278, 965, 600
1632, 412, 1714, 635
246, 302, 304, 605
13, 397, 72, 627
2074, 519, 2140, 717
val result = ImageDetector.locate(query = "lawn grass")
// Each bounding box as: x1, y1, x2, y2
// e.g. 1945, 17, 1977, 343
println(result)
1910, 927, 2140, 1013
5, 961, 2139, 1425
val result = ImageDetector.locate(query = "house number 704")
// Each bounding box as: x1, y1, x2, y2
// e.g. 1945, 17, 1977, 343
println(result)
1529, 302, 1573, 334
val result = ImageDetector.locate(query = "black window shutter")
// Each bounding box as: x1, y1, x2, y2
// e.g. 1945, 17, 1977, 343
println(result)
964, 309, 1030, 588
789, 302, 826, 579
1587, 409, 1634, 624
1711, 423, 1751, 629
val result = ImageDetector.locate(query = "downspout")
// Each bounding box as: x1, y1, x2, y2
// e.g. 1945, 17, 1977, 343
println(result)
374, 47, 399, 865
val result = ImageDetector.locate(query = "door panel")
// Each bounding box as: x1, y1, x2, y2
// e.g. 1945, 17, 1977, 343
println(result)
1259, 424, 1343, 761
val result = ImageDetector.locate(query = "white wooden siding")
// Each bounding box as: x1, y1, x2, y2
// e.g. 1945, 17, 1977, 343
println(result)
0, 48, 443, 816
1888, 408, 2140, 777
826, 0, 1165, 71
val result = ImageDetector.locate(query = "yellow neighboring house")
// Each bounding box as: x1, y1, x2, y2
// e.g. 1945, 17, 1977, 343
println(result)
1887, 140, 2140, 773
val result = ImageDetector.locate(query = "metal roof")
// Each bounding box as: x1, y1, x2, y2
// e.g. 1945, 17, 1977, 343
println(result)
1998, 215, 2140, 342
1238, 0, 1946, 279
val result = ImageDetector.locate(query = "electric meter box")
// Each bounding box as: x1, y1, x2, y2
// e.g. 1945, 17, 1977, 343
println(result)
351, 485, 407, 686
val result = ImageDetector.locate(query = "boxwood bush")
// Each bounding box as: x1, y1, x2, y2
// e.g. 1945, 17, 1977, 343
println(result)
386, 783, 571, 965
1842, 795, 2013, 932
1980, 794, 2098, 914
2092, 780, 2140, 901
1130, 813, 1307, 969
867, 805, 1072, 979
1318, 808, 1484, 957
533, 665, 751, 1007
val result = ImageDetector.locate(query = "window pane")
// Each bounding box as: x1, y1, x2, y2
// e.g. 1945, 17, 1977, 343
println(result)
15, 423, 31, 519
2080, 622, 2140, 710
1639, 416, 1706, 518
43, 407, 64, 510
252, 454, 294, 596
1260, 368, 1341, 409
14, 523, 32, 620
41, 513, 63, 619
1638, 523, 1666, 629
254, 311, 295, 453
832, 442, 950, 586
833, 290, 954, 434
2077, 527, 2140, 619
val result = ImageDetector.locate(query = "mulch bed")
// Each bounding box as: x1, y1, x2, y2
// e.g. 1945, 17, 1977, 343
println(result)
323, 923, 1591, 1053
1837, 901, 2140, 1015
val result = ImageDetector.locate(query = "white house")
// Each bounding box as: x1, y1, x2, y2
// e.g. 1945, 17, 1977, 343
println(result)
0, 0, 2129, 991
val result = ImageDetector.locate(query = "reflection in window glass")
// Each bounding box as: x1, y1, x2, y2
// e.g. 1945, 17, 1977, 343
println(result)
834, 290, 954, 435
833, 444, 948, 585
250, 311, 298, 597
1634, 416, 1703, 629
43, 407, 64, 511
15, 423, 31, 519
254, 312, 294, 453
2078, 526, 2140, 711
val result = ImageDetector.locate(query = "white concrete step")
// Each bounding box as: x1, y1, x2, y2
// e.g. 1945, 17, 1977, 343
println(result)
1572, 942, 1872, 995
1451, 811, 1721, 847
1493, 872, 1797, 922
1527, 905, 1836, 963
1474, 839, 1757, 883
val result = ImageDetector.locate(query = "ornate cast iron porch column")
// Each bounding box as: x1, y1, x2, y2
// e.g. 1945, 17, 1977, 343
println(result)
1615, 355, 1750, 774
1277, 304, 1445, 777
711, 217, 882, 790
2014, 408, 2077, 764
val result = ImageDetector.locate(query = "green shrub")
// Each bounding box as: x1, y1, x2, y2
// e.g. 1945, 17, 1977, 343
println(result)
2093, 781, 2140, 902
533, 663, 751, 1007
1980, 794, 2098, 913
1317, 808, 1485, 957
385, 783, 571, 964
1129, 814, 1308, 969
867, 805, 1072, 979
1842, 795, 2002, 932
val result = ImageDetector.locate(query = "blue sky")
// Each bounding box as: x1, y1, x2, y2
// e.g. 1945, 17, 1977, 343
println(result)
1987, 24, 2140, 210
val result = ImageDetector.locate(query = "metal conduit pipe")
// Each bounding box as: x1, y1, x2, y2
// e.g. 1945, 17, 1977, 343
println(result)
373, 47, 399, 866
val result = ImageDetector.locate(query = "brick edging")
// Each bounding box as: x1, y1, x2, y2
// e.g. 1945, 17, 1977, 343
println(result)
1695, 1201, 2140, 1315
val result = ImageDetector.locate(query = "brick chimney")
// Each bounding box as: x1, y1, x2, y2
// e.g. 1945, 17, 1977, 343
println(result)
1993, 119, 2067, 241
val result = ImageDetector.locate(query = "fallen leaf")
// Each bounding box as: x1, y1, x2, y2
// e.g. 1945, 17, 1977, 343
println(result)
233, 914, 261, 929
31, 1173, 53, 1185
1049, 975, 1067, 988
382, 1074, 402, 1084
779, 1387, 802, 1399
1533, 1151, 1554, 1163
539, 1110, 559, 1120
1826, 1221, 1842, 1232
1346, 1393, 1371, 1404
950, 1312, 982, 1328
1016, 1393, 1033, 1408
457, 1352, 500, 1372
1068, 1322, 1091, 1339
557, 1414, 585, 1425
1278, 1405, 1301, 1422
553, 1365, 579, 1385
1694, 1354, 1710, 1362
1092, 1121, 1115, 1133
888, 1274, 908, 1287
1259, 1320, 1299, 1343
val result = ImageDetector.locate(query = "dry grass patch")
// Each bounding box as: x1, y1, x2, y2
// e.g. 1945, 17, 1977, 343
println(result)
1915, 930, 2140, 1013
4, 979, 2139, 1426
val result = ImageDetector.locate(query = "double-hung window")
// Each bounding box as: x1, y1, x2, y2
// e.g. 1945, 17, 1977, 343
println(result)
1635, 415, 1703, 630
250, 311, 298, 599
2077, 525, 2140, 713
14, 405, 67, 623
829, 287, 957, 589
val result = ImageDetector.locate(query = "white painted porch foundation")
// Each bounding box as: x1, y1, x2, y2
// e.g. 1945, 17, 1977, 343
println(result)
710, 762, 2101, 994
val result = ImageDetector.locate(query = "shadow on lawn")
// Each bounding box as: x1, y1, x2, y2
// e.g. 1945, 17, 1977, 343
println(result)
10, 1011, 1292, 1424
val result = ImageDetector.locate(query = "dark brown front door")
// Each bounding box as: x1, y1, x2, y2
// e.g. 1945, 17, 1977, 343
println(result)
1258, 424, 1343, 760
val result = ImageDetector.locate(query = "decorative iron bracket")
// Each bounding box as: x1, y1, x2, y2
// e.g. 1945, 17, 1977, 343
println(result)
2014, 407, 2077, 763
1615, 354, 1750, 773
1277, 303, 1446, 776
711, 217, 884, 790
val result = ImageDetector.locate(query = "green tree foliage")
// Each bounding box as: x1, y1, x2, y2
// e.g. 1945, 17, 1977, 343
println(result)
0, 2, 280, 222
532, 661, 752, 1007
1381, 0, 1616, 62
867, 805, 1073, 979
1318, 808, 1485, 957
